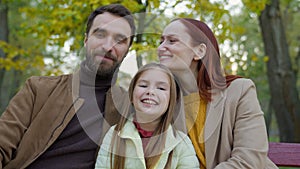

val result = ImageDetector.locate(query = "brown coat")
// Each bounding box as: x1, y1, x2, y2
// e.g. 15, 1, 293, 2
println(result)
184, 78, 278, 169
0, 71, 127, 169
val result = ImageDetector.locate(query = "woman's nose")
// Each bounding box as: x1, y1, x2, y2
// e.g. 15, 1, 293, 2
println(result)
158, 42, 167, 52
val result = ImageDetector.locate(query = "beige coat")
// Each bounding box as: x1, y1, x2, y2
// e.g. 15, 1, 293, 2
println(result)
0, 71, 127, 169
184, 78, 278, 169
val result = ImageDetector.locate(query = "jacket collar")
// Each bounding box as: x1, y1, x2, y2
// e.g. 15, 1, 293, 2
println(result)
118, 115, 182, 157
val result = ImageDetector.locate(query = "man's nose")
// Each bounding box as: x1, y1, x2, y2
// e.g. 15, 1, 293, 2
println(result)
102, 37, 114, 52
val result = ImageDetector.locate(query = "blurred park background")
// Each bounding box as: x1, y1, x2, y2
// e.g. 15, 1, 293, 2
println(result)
0, 0, 299, 145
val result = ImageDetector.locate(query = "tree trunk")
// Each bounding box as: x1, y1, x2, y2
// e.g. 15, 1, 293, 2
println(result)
135, 0, 147, 69
0, 0, 9, 113
259, 0, 300, 142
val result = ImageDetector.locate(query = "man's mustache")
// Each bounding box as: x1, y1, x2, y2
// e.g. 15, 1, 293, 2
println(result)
92, 49, 117, 61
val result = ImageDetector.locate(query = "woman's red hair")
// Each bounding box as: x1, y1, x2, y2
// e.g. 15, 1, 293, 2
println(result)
175, 18, 241, 101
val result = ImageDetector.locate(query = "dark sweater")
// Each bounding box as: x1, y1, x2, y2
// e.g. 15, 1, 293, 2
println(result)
27, 61, 113, 169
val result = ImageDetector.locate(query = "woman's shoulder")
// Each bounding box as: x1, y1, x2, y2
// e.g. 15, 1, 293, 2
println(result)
227, 78, 256, 92
223, 78, 258, 104
229, 77, 254, 87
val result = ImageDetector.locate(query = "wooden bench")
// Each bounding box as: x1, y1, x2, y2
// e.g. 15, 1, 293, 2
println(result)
268, 142, 300, 167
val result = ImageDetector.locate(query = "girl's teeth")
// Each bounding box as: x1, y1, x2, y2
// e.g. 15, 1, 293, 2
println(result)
143, 99, 156, 105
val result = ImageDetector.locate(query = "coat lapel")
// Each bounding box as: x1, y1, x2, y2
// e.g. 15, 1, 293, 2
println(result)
71, 70, 85, 110
45, 71, 84, 147
204, 89, 226, 168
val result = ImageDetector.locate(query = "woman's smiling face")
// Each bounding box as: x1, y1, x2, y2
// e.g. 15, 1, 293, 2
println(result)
157, 20, 197, 71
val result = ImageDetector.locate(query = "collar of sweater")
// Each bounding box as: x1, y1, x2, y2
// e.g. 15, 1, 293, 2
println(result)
79, 60, 116, 88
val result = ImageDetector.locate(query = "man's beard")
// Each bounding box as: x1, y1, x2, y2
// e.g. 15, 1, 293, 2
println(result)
85, 50, 122, 78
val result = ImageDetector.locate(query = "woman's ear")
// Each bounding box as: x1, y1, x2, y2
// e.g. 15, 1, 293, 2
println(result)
193, 43, 207, 60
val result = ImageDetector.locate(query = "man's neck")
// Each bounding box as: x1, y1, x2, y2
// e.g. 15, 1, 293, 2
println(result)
80, 61, 115, 87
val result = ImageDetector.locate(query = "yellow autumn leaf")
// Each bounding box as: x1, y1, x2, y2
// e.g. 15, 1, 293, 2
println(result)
263, 56, 269, 62
251, 55, 258, 62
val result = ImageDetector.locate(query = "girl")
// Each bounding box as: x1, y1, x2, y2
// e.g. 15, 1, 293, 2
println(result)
157, 18, 278, 169
95, 63, 199, 169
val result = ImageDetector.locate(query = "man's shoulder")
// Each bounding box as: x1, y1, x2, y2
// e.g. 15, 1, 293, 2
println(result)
25, 74, 73, 92
27, 74, 72, 85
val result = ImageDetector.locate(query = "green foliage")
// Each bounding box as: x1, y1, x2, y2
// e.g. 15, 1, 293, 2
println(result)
189, 0, 232, 44
18, 0, 91, 73
132, 12, 171, 64
0, 40, 44, 71
122, 0, 144, 12
241, 0, 269, 14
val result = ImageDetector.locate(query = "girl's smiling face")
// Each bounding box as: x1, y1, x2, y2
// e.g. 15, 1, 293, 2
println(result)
132, 69, 170, 125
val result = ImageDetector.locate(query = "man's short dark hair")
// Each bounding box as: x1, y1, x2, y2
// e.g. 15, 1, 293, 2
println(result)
86, 4, 136, 47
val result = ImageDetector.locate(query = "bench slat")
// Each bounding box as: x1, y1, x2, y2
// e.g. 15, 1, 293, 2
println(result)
268, 142, 300, 167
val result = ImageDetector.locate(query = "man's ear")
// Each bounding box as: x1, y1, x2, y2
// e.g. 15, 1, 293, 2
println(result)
193, 43, 207, 60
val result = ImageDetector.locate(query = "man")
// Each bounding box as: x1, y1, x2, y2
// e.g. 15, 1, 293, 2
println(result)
0, 4, 135, 169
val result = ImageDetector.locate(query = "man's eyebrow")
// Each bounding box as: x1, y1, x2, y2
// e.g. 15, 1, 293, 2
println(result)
92, 28, 105, 34
115, 34, 128, 40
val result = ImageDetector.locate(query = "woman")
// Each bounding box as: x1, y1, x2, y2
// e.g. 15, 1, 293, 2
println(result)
157, 18, 277, 169
95, 63, 199, 169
